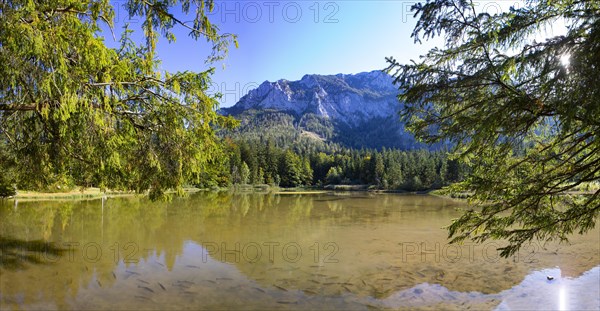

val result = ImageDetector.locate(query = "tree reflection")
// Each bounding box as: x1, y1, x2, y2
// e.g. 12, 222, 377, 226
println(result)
0, 235, 66, 269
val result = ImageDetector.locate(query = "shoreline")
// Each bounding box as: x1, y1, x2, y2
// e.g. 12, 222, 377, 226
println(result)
9, 184, 593, 202
5, 188, 202, 202
4, 185, 439, 202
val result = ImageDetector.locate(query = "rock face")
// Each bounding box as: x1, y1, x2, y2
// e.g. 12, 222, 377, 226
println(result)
220, 70, 429, 150
222, 70, 399, 125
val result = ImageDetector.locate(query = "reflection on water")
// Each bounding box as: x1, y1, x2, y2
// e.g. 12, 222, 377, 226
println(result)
1, 192, 598, 310
376, 267, 600, 310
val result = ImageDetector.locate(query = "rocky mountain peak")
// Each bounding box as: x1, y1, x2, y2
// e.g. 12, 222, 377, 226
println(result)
222, 70, 399, 126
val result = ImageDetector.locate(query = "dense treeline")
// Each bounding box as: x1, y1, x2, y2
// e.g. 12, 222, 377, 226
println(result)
197, 138, 467, 191
0, 136, 464, 196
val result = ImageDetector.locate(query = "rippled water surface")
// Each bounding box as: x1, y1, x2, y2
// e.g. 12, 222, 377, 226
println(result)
1, 192, 598, 310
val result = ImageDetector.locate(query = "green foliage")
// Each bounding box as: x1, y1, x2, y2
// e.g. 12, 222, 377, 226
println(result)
0, 0, 238, 197
224, 109, 429, 151
0, 142, 16, 197
386, 0, 600, 256
325, 166, 342, 185
221, 137, 465, 191
0, 175, 16, 198
279, 150, 303, 187
194, 152, 231, 189
240, 162, 250, 185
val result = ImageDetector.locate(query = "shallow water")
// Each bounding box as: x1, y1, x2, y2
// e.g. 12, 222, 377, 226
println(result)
0, 192, 598, 310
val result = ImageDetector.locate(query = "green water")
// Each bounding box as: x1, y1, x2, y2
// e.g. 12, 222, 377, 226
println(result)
1, 192, 598, 310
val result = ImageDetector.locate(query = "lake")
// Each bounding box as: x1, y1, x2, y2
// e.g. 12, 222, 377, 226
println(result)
1, 192, 598, 310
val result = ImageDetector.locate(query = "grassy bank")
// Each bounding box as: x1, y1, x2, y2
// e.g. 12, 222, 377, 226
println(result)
429, 182, 600, 202
7, 187, 205, 201
9, 188, 130, 201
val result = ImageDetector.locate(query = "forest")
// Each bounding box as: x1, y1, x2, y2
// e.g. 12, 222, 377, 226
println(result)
0, 130, 465, 196
196, 138, 467, 191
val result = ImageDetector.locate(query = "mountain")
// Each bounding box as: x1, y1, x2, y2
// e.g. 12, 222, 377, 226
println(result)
220, 70, 425, 150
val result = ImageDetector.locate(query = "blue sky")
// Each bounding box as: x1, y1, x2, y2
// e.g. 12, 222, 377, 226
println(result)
103, 1, 450, 107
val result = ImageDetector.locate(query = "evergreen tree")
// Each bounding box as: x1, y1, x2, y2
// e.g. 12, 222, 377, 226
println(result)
0, 0, 238, 198
371, 153, 385, 187
325, 167, 341, 185
240, 162, 250, 185
386, 0, 600, 256
301, 157, 314, 186
280, 150, 302, 187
